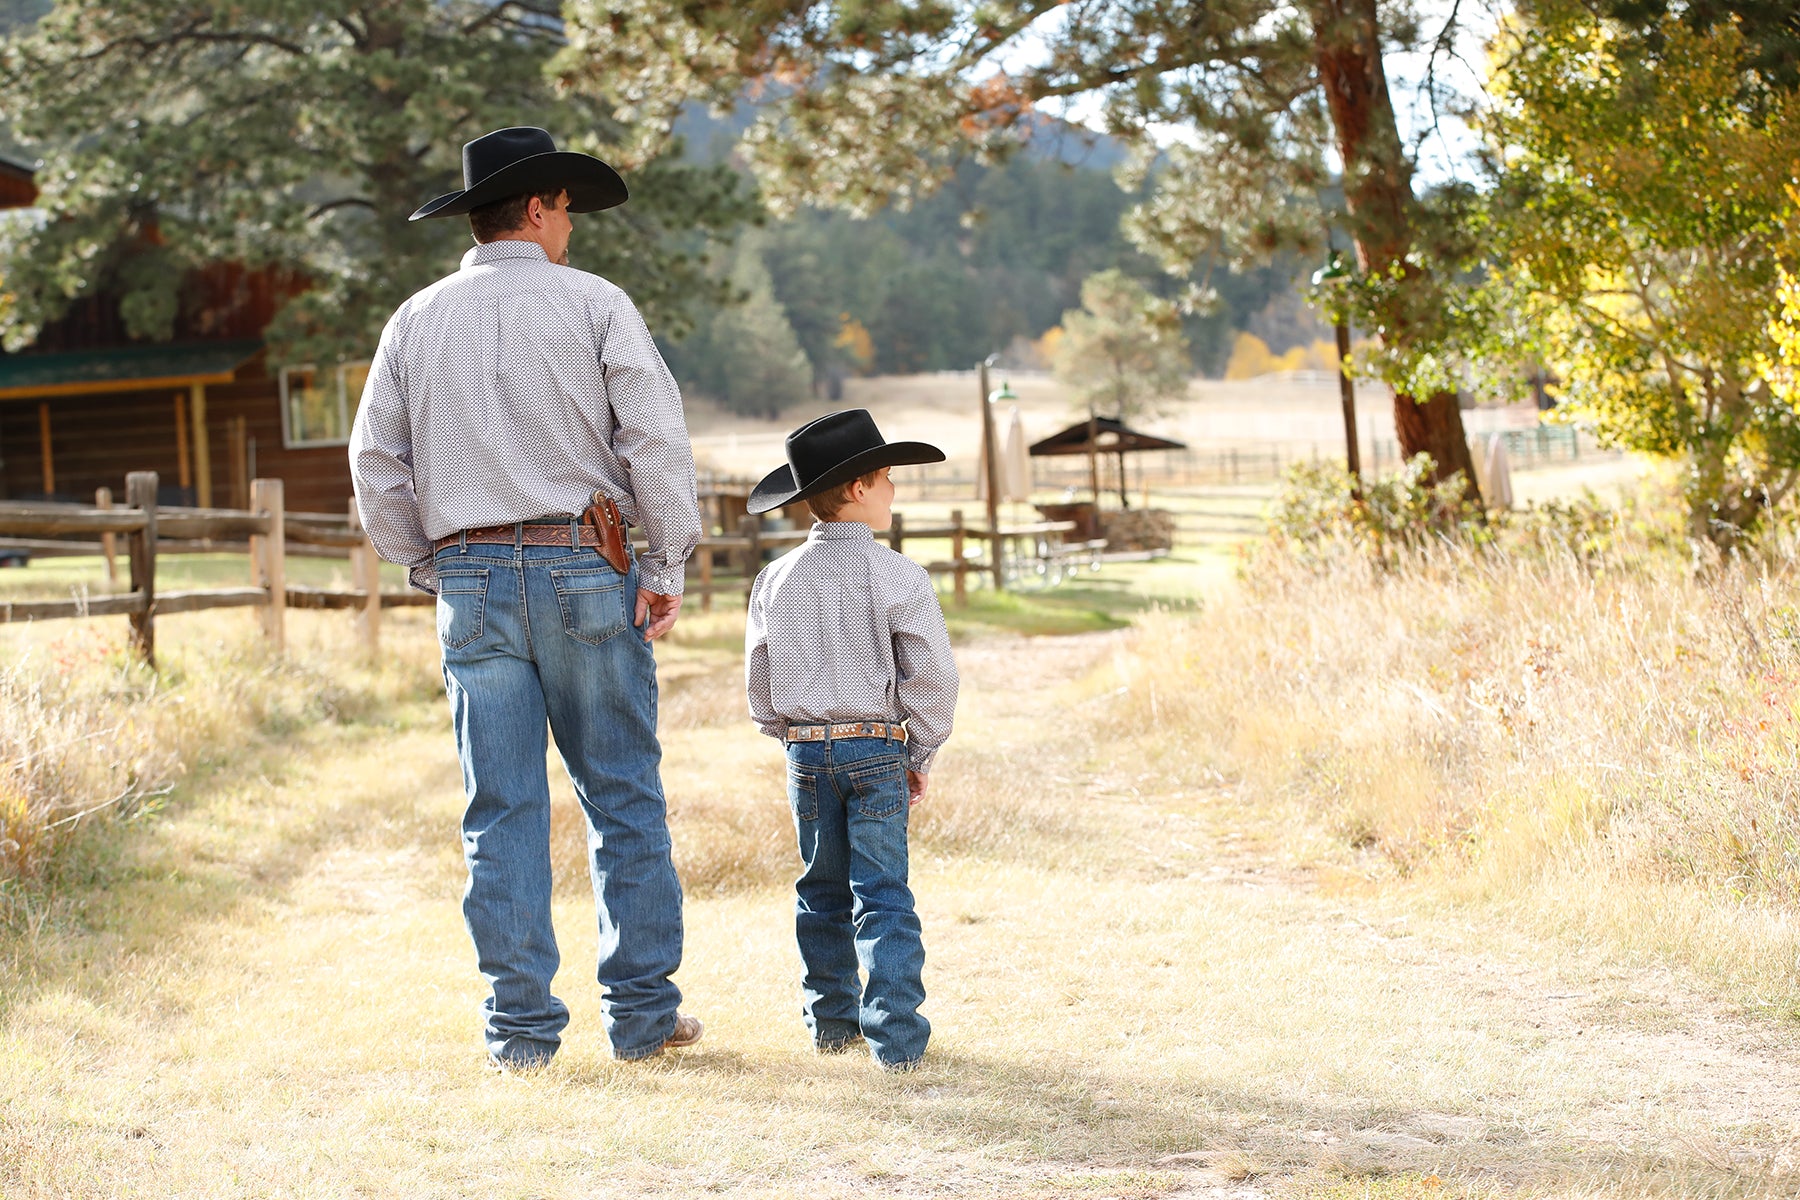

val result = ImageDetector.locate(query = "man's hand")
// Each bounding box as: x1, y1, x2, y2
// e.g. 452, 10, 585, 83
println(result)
635, 588, 682, 642
907, 770, 928, 806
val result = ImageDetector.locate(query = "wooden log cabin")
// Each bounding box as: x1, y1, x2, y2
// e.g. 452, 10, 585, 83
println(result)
0, 154, 358, 515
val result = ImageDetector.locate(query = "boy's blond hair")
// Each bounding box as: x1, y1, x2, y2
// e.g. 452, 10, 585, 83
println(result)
806, 469, 884, 523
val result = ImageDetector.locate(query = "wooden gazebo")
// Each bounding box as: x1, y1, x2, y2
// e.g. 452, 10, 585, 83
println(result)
1028, 415, 1187, 508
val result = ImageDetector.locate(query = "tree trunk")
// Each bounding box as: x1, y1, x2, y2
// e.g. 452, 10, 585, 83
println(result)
1310, 0, 1480, 499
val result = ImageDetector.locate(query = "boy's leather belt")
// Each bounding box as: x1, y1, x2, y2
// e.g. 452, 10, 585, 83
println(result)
784, 721, 909, 743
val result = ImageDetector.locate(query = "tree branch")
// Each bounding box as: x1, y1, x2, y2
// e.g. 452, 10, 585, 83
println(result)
308, 198, 378, 220
75, 22, 309, 62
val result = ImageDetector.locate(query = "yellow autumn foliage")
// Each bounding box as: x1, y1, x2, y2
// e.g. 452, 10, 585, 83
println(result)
1222, 332, 1339, 380
832, 313, 874, 371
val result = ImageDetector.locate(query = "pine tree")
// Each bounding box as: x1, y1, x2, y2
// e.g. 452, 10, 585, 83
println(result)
699, 241, 813, 419
1053, 270, 1190, 422
0, 1, 752, 364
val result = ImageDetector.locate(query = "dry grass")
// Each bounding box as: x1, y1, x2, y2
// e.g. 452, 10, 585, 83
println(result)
0, 611, 443, 923
1088, 525, 1800, 1008
8, 535, 1800, 1197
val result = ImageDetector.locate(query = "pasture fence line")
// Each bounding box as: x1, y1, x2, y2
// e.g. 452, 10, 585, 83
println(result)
888, 426, 1603, 499
0, 480, 1024, 663
0, 471, 430, 666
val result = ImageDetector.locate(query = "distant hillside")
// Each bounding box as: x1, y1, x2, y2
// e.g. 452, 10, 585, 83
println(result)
663, 97, 1322, 413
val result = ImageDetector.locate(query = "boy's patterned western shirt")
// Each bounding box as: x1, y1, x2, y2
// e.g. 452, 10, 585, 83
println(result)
745, 522, 959, 774
348, 240, 701, 596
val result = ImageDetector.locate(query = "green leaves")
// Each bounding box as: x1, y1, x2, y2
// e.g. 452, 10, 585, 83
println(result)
0, 0, 751, 364
1481, 6, 1800, 545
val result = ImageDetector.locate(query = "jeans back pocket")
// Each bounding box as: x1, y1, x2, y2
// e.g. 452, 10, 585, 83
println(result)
550, 568, 627, 645
845, 755, 906, 819
436, 568, 490, 650
787, 760, 820, 822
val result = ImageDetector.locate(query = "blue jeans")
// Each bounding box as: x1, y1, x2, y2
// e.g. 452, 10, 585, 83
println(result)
786, 735, 928, 1067
435, 529, 683, 1062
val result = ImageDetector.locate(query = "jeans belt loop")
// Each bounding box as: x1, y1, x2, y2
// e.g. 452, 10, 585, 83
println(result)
512, 521, 524, 550
568, 516, 580, 552
457, 529, 468, 553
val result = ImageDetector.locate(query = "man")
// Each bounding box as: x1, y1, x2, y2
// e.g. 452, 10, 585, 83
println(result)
349, 126, 702, 1069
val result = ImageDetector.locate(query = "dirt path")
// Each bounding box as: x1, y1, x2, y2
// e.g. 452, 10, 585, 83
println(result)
5, 625, 1799, 1198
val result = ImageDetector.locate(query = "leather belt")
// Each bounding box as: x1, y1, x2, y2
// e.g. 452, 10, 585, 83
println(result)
784, 721, 909, 744
434, 520, 601, 551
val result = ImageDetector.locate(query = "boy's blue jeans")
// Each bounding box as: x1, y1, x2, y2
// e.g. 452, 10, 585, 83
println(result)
434, 534, 684, 1063
785, 734, 928, 1067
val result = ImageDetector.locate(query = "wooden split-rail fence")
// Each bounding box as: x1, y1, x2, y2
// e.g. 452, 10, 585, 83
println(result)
0, 472, 1032, 666
0, 471, 422, 666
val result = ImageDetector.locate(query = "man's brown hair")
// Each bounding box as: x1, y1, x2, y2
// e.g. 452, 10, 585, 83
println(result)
469, 188, 565, 243
806, 469, 884, 523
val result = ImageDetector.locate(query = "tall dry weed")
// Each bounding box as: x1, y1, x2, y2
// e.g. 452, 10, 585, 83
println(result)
1096, 516, 1800, 997
0, 614, 442, 922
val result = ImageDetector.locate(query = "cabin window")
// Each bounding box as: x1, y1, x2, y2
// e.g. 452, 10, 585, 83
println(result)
280, 363, 368, 448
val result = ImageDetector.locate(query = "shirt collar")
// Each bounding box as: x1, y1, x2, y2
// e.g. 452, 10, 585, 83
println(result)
811, 521, 875, 541
460, 240, 550, 270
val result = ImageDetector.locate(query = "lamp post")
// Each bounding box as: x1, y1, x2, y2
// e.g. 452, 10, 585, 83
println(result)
1311, 250, 1361, 489
990, 378, 1019, 507
977, 356, 1004, 591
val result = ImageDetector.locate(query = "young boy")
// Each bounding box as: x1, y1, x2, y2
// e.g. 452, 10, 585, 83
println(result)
744, 409, 960, 1070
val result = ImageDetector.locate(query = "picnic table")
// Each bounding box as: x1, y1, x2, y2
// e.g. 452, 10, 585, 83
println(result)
991, 520, 1105, 588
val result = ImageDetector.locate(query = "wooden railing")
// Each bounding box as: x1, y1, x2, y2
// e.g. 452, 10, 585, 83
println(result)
677, 509, 1056, 612
0, 471, 422, 665
2, 482, 1059, 664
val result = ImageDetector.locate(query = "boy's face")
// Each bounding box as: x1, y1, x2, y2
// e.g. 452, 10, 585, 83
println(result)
848, 467, 895, 532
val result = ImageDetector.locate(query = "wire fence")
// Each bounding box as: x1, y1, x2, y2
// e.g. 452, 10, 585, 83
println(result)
884, 425, 1603, 499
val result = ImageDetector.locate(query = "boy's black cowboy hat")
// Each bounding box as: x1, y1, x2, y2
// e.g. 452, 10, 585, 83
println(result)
409, 126, 628, 221
747, 409, 945, 515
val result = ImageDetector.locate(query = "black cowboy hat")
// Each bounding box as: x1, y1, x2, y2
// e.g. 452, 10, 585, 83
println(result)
409, 126, 628, 221
748, 409, 945, 515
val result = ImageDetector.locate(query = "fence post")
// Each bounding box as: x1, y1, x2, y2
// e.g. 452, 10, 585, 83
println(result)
698, 544, 714, 614
250, 478, 286, 652
348, 496, 380, 654
887, 510, 905, 554
950, 508, 968, 608
740, 514, 762, 604
95, 486, 118, 588
125, 471, 158, 666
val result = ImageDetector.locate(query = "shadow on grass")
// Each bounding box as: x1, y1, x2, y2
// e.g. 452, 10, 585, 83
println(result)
555, 1041, 1766, 1197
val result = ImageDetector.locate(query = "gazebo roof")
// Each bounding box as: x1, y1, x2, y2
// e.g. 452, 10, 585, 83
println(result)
1028, 415, 1187, 457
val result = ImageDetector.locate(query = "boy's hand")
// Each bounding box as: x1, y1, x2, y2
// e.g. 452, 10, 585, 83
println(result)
907, 770, 928, 805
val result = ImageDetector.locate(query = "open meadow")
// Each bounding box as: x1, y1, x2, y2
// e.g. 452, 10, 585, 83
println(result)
6, 453, 1800, 1197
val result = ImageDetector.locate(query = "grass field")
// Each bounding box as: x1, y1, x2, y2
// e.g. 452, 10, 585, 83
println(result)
6, 456, 1800, 1197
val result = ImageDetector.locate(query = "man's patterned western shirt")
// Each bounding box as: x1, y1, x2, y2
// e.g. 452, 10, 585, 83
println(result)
745, 522, 960, 774
348, 240, 700, 596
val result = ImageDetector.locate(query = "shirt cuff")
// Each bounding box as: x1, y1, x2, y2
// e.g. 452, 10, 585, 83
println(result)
408, 561, 439, 595
906, 743, 940, 774
636, 559, 686, 596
